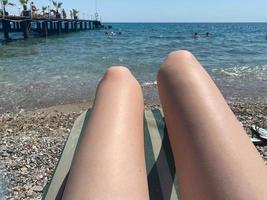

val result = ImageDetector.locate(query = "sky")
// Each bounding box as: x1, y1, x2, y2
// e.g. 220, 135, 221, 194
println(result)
5, 0, 267, 22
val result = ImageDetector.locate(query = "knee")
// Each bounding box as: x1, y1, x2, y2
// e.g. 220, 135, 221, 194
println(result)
161, 50, 195, 71
104, 66, 132, 81
157, 50, 196, 81
102, 66, 141, 90
166, 50, 194, 62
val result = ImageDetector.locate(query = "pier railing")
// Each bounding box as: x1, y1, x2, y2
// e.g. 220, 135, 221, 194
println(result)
0, 16, 102, 40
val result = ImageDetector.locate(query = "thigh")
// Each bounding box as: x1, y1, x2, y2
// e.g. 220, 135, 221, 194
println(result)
157, 51, 267, 200
63, 67, 149, 200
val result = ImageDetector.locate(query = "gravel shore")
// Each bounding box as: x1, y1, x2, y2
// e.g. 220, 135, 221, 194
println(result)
0, 101, 266, 199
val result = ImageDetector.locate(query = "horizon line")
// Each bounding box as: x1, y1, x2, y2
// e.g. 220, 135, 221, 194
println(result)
102, 21, 267, 24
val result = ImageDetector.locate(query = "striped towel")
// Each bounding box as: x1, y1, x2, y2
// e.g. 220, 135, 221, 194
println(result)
42, 109, 180, 200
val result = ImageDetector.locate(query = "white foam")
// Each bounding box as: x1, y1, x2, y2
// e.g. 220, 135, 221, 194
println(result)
212, 65, 267, 80
142, 81, 157, 87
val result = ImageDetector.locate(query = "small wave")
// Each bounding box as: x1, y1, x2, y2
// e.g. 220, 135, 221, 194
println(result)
212, 65, 267, 80
150, 36, 182, 40
51, 76, 62, 80
217, 70, 241, 77
142, 81, 157, 87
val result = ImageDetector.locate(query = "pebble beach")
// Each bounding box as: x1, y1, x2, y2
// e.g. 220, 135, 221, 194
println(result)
0, 100, 266, 199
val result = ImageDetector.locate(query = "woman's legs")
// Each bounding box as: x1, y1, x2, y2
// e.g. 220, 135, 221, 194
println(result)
63, 67, 149, 200
157, 51, 267, 200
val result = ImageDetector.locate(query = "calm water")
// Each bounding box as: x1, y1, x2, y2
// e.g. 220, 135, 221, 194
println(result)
0, 23, 267, 112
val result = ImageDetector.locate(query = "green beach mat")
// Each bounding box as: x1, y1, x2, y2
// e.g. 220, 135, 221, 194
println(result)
42, 109, 179, 200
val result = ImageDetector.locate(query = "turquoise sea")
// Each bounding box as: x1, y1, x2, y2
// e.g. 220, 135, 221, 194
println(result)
0, 23, 267, 113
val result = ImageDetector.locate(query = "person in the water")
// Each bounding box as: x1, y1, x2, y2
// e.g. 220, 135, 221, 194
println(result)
105, 32, 122, 36
206, 32, 211, 37
193, 32, 200, 39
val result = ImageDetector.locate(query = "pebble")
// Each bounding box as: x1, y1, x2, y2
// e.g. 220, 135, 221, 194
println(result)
27, 189, 33, 197
1, 152, 10, 157
6, 129, 13, 133
32, 186, 43, 192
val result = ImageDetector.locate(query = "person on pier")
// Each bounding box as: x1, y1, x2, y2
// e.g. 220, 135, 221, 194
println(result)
30, 2, 37, 17
70, 10, 73, 19
62, 9, 67, 19
73, 9, 78, 20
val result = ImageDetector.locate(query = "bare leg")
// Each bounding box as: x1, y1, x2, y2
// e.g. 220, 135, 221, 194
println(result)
157, 51, 267, 200
63, 67, 149, 200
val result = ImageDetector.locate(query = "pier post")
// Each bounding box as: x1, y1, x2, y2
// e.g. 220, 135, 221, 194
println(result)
74, 21, 77, 32
48, 21, 52, 33
64, 22, 69, 33
21, 20, 30, 39
92, 21, 95, 29
42, 21, 48, 37
51, 22, 54, 33
71, 22, 74, 32
37, 22, 41, 32
15, 22, 18, 31
2, 20, 10, 40
50, 21, 53, 33
80, 22, 83, 31
57, 21, 61, 34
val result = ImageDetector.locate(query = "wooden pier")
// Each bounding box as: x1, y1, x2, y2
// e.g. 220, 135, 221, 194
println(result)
0, 16, 102, 40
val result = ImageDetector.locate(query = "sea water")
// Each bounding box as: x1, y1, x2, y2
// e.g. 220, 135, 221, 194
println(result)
0, 23, 267, 112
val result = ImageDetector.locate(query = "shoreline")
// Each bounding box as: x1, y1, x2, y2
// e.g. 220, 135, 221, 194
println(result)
1, 86, 266, 115
0, 100, 266, 199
